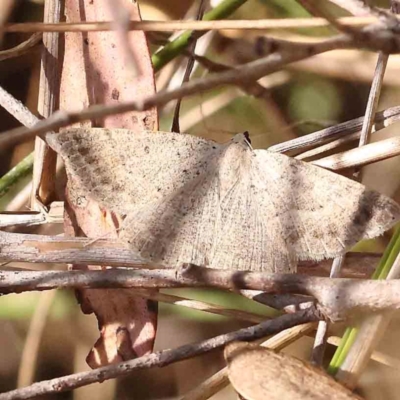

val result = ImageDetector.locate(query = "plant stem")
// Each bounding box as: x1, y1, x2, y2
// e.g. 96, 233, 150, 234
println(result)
0, 152, 33, 198
327, 225, 400, 375
151, 0, 247, 72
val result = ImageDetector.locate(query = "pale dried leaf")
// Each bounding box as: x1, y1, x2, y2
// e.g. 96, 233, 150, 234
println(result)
224, 342, 362, 400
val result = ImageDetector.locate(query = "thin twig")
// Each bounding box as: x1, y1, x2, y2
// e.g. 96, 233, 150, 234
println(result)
0, 86, 40, 127
354, 52, 388, 179
0, 35, 370, 149
2, 16, 396, 33
0, 309, 319, 400
358, 54, 388, 148
0, 32, 41, 61
171, 0, 206, 133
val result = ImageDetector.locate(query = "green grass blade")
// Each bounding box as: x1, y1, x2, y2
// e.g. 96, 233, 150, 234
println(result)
328, 225, 400, 374
0, 152, 33, 198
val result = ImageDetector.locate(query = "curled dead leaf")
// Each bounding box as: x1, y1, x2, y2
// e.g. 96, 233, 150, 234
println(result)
224, 342, 362, 400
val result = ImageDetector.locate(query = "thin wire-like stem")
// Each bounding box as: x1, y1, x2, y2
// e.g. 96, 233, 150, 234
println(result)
311, 256, 344, 365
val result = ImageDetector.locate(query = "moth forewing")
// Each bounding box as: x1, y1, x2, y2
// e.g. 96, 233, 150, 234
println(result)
46, 128, 400, 272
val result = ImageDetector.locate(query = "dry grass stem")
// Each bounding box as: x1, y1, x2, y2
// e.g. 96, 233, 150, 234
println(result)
270, 106, 400, 154
312, 136, 400, 170
2, 16, 396, 33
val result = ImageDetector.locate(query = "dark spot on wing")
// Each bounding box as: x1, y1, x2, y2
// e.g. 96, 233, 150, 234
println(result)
111, 88, 120, 100
78, 147, 90, 156
353, 201, 373, 226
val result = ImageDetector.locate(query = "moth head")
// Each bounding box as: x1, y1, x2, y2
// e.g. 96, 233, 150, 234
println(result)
231, 132, 252, 150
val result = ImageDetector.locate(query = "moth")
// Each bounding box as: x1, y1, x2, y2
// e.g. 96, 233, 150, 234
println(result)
46, 128, 400, 273
224, 342, 362, 400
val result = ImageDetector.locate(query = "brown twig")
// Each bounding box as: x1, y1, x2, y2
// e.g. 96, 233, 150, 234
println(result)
0, 309, 319, 400
0, 32, 41, 61
4, 265, 400, 321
